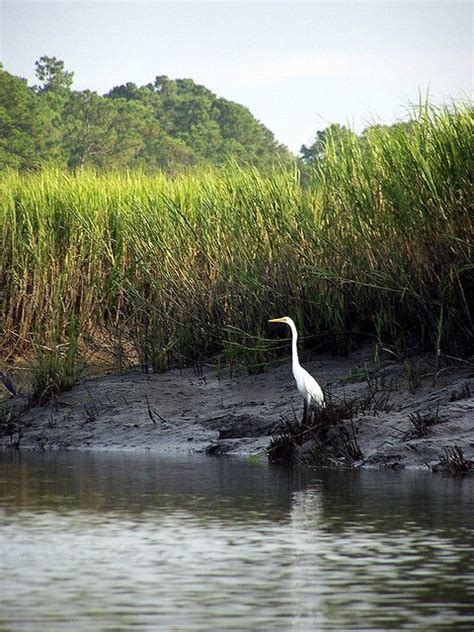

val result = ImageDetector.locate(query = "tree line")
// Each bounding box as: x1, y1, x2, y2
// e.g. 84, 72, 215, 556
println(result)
0, 56, 429, 174
0, 56, 292, 171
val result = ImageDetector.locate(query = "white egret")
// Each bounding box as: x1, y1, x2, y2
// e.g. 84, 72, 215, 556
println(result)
268, 317, 325, 416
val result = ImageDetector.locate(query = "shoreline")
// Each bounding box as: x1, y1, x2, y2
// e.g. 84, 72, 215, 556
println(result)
1, 345, 473, 472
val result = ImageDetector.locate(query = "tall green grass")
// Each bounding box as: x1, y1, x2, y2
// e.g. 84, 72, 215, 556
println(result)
1, 103, 472, 382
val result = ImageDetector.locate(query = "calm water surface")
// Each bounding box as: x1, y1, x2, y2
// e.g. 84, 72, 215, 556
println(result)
0, 451, 473, 631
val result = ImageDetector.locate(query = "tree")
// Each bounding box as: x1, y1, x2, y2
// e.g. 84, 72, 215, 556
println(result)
63, 91, 150, 169
301, 124, 362, 165
300, 124, 355, 165
107, 82, 142, 101
34, 56, 74, 94
107, 75, 291, 168
0, 68, 60, 169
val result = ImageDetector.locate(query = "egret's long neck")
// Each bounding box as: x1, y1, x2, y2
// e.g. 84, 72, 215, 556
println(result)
289, 321, 300, 371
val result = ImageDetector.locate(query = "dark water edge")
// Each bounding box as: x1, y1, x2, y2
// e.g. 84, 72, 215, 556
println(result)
1, 451, 473, 631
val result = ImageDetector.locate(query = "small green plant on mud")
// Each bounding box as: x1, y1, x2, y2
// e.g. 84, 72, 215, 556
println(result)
403, 360, 422, 393
340, 366, 367, 384
30, 318, 80, 405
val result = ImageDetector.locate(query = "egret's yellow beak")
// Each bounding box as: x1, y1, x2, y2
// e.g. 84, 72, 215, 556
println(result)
268, 317, 285, 323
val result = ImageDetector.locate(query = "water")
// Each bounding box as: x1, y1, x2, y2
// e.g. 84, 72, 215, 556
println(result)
0, 452, 473, 631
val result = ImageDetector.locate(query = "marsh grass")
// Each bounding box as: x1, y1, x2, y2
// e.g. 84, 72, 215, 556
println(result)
407, 409, 440, 438
434, 446, 473, 475
29, 317, 80, 405
0, 103, 472, 388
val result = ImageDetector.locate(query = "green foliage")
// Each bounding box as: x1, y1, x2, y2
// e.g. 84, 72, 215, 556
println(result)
0, 68, 60, 169
106, 75, 290, 168
34, 55, 74, 94
30, 317, 80, 404
0, 60, 290, 172
0, 103, 472, 378
62, 91, 153, 169
300, 124, 355, 164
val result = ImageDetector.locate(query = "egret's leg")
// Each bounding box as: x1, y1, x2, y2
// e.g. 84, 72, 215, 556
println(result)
307, 396, 314, 424
303, 399, 308, 424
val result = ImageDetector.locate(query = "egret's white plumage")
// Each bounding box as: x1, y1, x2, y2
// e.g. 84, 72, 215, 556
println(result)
268, 316, 325, 409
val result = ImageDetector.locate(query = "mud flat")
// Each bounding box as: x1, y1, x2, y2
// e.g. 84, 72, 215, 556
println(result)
1, 346, 473, 472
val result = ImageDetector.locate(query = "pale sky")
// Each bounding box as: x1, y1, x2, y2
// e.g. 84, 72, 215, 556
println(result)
1, 1, 472, 152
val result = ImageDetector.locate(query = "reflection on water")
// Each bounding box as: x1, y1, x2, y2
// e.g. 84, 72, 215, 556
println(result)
1, 451, 473, 631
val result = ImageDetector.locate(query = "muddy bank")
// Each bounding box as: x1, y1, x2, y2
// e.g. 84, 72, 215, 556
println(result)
1, 346, 473, 471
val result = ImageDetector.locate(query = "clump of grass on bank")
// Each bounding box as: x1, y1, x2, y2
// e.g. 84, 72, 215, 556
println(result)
433, 446, 473, 475
0, 104, 472, 386
267, 399, 364, 467
29, 319, 80, 405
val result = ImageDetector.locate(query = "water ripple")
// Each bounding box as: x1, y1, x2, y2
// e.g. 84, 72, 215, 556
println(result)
1, 452, 473, 630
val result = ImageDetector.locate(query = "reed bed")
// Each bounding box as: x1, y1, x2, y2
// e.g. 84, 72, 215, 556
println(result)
0, 104, 472, 389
